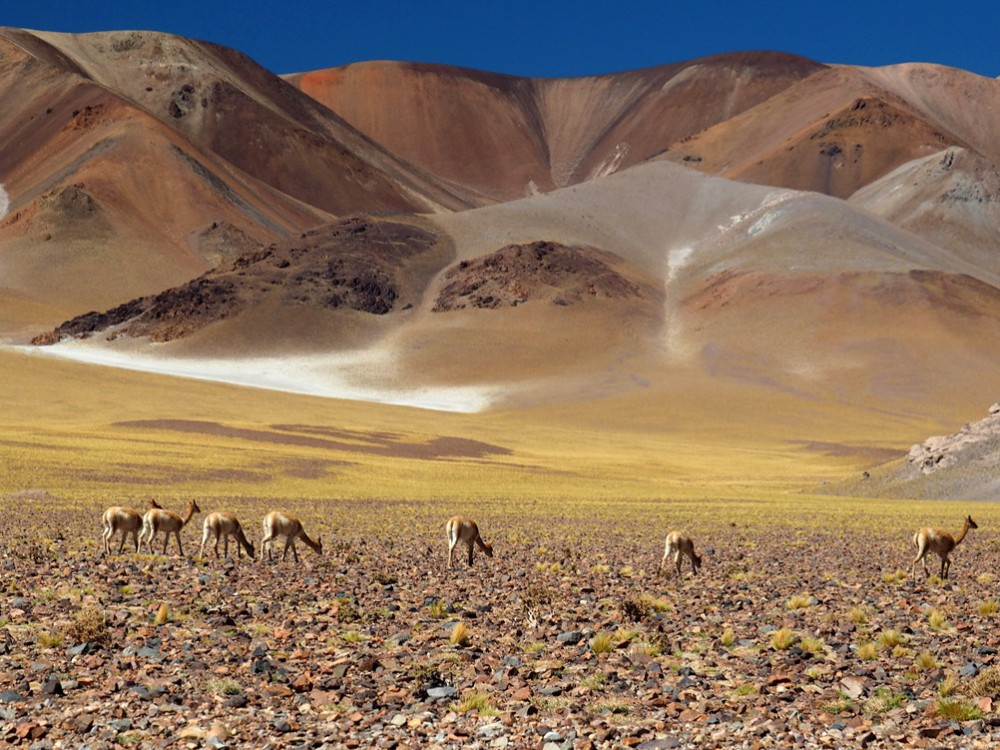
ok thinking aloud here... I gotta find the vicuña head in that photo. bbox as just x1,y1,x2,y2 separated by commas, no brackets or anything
912,515,977,580
446,516,493,568
260,511,322,563
660,530,701,578
138,499,201,556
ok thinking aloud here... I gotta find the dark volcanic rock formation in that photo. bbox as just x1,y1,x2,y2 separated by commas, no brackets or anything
32,216,441,345
432,241,646,311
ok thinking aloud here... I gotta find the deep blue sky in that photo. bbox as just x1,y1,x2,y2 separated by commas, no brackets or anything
5,1,999,78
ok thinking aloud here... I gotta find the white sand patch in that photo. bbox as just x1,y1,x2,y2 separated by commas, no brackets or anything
0,183,9,220
11,342,502,413
666,246,693,283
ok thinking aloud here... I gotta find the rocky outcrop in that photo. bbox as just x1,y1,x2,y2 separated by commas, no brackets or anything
31,216,441,345
907,403,1000,475
433,241,646,312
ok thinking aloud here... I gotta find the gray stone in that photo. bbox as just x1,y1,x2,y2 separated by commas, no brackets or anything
426,686,458,700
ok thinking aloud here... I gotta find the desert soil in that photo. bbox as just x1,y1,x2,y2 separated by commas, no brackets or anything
1,503,999,749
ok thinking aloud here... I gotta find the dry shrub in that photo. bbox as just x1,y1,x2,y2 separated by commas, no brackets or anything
64,605,110,647
962,668,1000,698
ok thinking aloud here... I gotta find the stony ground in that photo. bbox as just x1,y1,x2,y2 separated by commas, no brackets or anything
2,507,1000,749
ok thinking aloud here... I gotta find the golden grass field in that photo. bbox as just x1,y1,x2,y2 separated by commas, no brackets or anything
3,347,995,550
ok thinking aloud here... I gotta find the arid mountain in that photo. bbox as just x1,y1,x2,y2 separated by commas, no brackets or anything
6,28,1000,463
284,52,824,203
0,27,466,334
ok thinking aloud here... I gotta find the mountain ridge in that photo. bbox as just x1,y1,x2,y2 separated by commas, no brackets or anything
4,28,1000,478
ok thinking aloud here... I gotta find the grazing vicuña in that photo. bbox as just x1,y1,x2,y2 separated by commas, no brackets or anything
200,511,255,559
260,511,322,562
660,531,702,577
911,515,978,580
446,516,494,568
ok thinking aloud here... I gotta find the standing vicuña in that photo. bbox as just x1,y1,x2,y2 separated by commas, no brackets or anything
446,516,493,568
260,511,322,562
101,499,161,555
912,515,978,580
660,531,701,577
139,500,201,555
200,511,255,559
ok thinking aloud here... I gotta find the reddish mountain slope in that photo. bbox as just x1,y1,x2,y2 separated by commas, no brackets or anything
285,52,823,202
8,28,1000,448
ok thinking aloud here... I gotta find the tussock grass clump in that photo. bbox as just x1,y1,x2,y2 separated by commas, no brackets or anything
580,672,606,690
786,594,814,610
932,698,982,721
449,622,471,647
914,651,939,671
881,570,908,584
863,687,907,716
856,641,879,661
590,631,614,655
938,673,958,698
720,629,736,648
591,698,630,715
206,678,244,696
452,690,499,716
823,692,855,715
37,631,63,648
427,600,447,619
877,630,907,648
799,635,826,656
926,609,950,631
977,599,999,617
640,594,670,613
847,606,869,625
64,605,111,647
770,627,797,651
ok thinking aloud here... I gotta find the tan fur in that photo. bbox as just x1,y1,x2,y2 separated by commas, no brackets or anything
260,511,322,562
912,515,977,580
101,499,161,555
660,531,701,577
139,500,201,555
446,516,493,568
200,511,255,559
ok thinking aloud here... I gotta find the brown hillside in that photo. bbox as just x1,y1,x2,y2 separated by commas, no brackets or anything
662,66,961,198
285,52,823,202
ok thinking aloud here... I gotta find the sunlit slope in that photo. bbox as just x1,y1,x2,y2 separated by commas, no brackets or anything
417,161,1000,422
0,346,933,507
849,148,1000,274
